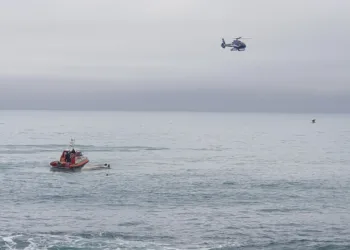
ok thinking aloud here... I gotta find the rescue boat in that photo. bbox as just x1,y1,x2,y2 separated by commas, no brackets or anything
49,139,89,171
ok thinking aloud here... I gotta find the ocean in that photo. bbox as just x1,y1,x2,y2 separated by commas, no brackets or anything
0,110,350,250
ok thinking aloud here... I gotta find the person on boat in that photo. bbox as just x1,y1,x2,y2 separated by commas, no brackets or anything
65,151,71,163
70,151,76,164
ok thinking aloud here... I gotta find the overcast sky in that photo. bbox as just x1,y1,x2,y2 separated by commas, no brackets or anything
0,0,349,112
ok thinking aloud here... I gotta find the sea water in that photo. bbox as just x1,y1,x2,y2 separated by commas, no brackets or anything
0,110,350,250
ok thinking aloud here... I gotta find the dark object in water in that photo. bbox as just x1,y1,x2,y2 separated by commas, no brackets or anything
84,163,111,171
312,119,316,123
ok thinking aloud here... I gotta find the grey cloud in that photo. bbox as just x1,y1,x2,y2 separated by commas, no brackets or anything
0,0,349,111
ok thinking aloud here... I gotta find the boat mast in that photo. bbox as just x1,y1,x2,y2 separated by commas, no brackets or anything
69,138,75,150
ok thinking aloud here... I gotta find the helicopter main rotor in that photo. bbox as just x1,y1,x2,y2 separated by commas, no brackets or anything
234,37,251,40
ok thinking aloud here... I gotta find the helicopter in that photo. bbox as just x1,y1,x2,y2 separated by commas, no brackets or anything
221,37,251,51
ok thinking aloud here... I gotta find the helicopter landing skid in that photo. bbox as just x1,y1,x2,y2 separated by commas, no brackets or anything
231,48,244,51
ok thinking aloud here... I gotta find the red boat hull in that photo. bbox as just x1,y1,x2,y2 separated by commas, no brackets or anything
50,159,89,171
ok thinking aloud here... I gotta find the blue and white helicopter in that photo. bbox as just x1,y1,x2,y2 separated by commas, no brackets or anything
221,37,251,51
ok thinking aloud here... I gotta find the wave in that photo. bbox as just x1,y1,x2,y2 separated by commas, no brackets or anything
222,181,236,186
0,231,179,250
0,144,170,154
209,240,350,250
185,147,231,152
2,232,349,250
0,144,233,154
252,180,338,191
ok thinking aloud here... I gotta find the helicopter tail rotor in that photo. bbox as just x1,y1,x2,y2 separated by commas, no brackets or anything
221,38,226,48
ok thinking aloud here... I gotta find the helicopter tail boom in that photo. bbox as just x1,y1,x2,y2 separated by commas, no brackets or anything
221,38,234,49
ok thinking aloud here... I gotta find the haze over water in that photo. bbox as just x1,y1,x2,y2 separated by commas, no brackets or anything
1,111,350,250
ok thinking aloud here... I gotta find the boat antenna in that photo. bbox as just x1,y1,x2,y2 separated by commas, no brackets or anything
69,138,75,149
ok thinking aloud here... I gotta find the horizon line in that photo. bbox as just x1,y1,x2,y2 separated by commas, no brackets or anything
0,109,349,114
